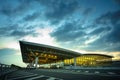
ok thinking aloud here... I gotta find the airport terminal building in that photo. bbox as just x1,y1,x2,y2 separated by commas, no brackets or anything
19,41,113,68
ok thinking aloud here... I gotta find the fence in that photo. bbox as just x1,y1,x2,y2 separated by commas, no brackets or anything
0,63,18,79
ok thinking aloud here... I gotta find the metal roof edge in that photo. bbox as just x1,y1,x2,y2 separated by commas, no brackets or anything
82,53,113,58
19,40,81,56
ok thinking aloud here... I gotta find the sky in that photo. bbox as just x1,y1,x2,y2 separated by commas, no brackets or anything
0,0,120,67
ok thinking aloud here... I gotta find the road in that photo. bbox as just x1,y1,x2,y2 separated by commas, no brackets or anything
5,69,120,80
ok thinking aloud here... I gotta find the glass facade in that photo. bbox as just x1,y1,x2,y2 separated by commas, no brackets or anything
64,55,112,67
27,51,112,67
27,50,112,67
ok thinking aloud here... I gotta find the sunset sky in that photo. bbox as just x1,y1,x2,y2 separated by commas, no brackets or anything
0,0,120,67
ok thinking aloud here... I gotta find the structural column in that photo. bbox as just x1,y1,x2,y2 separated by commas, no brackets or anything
35,57,38,68
74,57,76,67
31,60,34,67
29,60,34,68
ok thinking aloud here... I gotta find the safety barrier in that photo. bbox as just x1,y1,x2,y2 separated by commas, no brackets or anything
0,63,18,79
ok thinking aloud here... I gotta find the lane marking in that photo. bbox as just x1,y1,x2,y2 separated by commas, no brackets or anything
94,71,100,74
46,77,63,80
8,74,38,80
108,72,116,75
25,75,45,80
77,70,81,72
85,71,89,73
46,77,57,80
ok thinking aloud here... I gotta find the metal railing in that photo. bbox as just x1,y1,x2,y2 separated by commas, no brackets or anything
0,63,18,79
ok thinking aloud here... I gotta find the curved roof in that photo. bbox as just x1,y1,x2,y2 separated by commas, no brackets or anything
19,41,81,63
19,41,113,64
82,53,113,58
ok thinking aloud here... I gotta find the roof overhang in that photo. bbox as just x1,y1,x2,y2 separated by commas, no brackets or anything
82,53,113,58
19,41,81,64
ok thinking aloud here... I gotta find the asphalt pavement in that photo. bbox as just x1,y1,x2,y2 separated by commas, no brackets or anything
4,68,120,80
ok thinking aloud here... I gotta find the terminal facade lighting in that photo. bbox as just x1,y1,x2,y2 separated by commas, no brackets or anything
19,41,113,68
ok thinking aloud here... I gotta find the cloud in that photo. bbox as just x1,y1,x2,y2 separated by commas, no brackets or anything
95,10,120,43
23,12,41,21
0,0,119,53
0,48,18,56
0,48,26,66
89,27,111,36
0,0,32,17
84,10,120,51
28,0,96,31
0,0,94,26
83,7,93,15
0,0,44,25
51,21,86,42
114,0,120,5
51,9,120,52
10,29,35,38
0,24,39,38
96,10,120,25
37,0,80,21
36,0,93,24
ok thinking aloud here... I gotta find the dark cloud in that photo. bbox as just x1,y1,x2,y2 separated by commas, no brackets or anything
84,36,120,52
10,29,35,38
51,22,86,42
0,0,94,25
36,0,81,24
0,24,39,38
107,24,120,43
95,10,120,43
51,9,120,52
23,12,41,21
46,0,79,18
0,0,16,16
84,10,120,51
89,26,112,36
0,0,119,53
0,48,18,56
0,0,31,17
114,0,120,5
96,10,120,25
83,8,93,15
0,25,17,37
35,0,94,25
0,5,13,16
